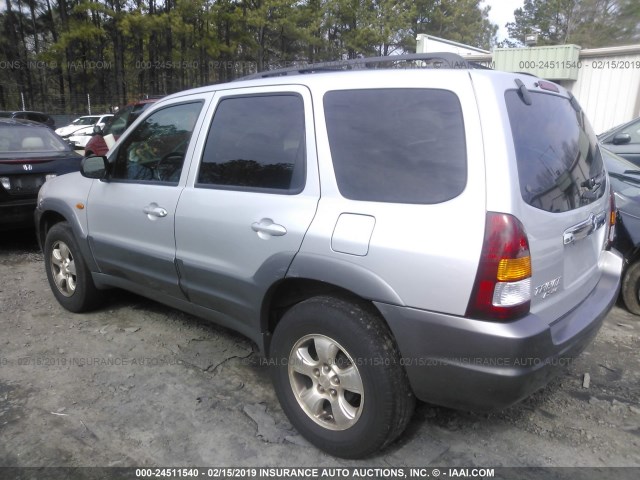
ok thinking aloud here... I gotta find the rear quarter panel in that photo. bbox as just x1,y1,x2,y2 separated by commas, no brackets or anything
294,71,487,315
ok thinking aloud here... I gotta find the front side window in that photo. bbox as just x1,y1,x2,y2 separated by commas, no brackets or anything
324,88,467,204
197,94,305,193
505,90,605,212
110,101,203,184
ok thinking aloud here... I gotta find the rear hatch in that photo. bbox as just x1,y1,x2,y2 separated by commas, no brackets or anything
503,82,609,324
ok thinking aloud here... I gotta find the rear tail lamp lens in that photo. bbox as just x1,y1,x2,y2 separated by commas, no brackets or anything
466,212,532,321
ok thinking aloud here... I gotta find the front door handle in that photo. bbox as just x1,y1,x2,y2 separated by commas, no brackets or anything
251,218,287,237
143,203,168,218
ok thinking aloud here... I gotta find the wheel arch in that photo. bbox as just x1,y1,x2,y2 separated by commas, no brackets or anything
260,255,405,356
37,201,99,272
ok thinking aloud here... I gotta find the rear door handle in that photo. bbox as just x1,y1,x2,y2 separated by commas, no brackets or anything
563,211,605,245
251,218,287,237
143,203,168,218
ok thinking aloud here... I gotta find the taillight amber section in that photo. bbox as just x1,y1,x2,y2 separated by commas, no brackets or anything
497,257,532,281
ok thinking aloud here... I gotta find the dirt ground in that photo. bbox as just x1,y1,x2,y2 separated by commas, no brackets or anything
0,228,639,469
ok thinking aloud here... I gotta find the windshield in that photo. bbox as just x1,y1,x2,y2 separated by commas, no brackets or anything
602,147,640,196
72,117,99,126
103,106,134,136
0,126,71,154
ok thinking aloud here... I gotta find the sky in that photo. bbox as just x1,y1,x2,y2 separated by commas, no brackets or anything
483,0,525,41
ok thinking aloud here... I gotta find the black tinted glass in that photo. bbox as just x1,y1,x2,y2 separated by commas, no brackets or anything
505,90,605,212
105,106,132,135
198,95,305,192
324,89,467,204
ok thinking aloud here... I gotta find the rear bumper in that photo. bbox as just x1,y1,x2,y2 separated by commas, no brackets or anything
0,199,37,230
376,249,623,411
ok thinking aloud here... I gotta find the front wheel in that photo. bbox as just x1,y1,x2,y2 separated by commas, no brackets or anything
270,296,415,458
44,222,104,312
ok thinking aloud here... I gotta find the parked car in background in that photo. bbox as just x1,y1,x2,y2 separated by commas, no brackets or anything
602,147,640,315
599,116,640,165
0,110,56,128
0,118,82,230
62,115,114,150
35,55,622,458
56,114,112,137
84,99,159,156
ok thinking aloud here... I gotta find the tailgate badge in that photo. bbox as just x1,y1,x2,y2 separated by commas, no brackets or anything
534,277,561,298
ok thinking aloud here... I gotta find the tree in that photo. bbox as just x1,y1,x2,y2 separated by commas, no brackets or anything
506,0,640,47
409,0,497,51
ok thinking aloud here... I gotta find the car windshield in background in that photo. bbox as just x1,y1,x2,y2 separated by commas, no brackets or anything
505,90,605,213
0,112,12,118
602,148,640,195
324,88,467,204
0,126,71,154
72,117,99,126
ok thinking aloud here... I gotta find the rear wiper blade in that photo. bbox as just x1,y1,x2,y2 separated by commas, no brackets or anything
623,170,640,175
581,171,605,190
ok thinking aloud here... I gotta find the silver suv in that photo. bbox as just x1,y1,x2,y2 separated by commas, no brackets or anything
35,54,623,458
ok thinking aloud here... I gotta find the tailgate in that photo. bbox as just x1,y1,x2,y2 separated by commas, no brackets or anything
504,87,610,323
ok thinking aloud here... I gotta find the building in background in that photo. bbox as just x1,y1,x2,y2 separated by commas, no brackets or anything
417,35,640,134
416,34,490,57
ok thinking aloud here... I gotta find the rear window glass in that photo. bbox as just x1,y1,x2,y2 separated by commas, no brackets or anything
324,89,467,204
0,126,70,153
505,90,605,213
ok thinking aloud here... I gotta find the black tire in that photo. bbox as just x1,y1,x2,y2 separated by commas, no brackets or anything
622,261,640,316
44,222,104,312
270,295,415,458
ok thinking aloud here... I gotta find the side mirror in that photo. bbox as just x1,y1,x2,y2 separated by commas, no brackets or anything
92,124,103,135
612,133,631,145
81,155,108,180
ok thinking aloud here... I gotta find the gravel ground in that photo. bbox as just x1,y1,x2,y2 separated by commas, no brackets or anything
0,229,639,470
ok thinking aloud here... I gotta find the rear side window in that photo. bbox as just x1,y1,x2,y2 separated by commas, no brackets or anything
505,90,605,213
197,94,305,193
324,89,467,204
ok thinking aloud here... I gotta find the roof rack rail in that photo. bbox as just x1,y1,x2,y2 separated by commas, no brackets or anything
236,52,489,81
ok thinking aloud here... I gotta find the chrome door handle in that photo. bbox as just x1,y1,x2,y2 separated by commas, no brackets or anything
143,204,168,218
563,211,605,245
251,218,287,237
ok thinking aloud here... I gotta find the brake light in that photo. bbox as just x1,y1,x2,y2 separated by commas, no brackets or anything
606,185,616,250
466,213,532,321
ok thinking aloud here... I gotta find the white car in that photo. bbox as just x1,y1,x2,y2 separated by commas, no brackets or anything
56,115,113,148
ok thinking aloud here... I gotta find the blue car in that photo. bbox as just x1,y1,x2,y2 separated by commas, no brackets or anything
603,147,640,314
0,118,82,230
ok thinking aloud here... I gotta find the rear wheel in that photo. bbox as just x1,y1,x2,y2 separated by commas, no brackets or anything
270,295,415,458
622,260,640,316
44,222,104,312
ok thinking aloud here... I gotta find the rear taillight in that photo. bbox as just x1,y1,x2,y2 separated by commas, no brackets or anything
606,185,616,250
466,212,532,321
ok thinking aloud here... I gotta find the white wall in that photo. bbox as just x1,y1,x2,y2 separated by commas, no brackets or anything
566,47,640,134
416,34,490,57
417,35,640,134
